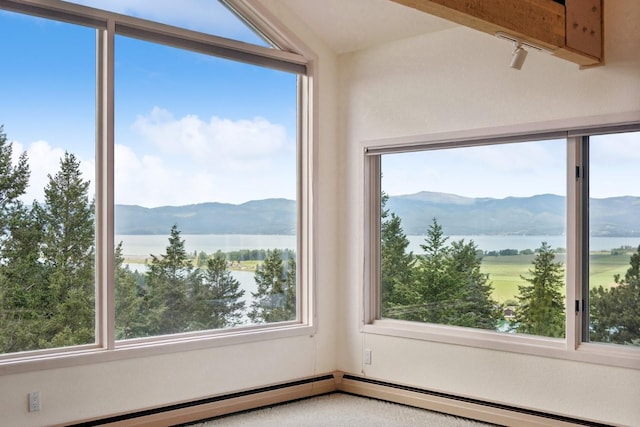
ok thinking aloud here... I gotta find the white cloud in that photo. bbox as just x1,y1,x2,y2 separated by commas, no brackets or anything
132,107,288,164
115,108,294,206
10,107,294,208
114,144,217,206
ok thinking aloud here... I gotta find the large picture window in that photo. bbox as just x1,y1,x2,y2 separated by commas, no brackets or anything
113,35,299,340
365,126,640,368
0,11,96,354
0,0,311,364
379,140,567,339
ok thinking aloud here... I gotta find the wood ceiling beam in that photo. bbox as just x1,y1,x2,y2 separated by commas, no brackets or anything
390,0,602,67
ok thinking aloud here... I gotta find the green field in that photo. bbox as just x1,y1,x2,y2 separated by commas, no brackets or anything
481,252,632,304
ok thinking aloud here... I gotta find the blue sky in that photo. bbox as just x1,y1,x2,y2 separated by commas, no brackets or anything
382,134,640,200
0,1,297,207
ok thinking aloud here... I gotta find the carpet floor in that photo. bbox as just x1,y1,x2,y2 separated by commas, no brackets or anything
186,393,498,427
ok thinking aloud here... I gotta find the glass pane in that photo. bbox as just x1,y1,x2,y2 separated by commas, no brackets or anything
0,11,96,354
114,36,298,340
588,131,640,346
380,140,567,338
67,0,271,46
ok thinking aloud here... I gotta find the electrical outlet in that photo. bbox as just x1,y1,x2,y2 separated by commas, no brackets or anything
28,391,41,412
364,349,372,365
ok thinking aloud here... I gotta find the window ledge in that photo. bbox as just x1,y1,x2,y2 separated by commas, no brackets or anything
0,323,315,376
363,319,640,370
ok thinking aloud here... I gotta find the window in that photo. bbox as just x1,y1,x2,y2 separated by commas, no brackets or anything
0,11,96,354
365,125,640,368
114,35,299,340
0,0,312,364
379,140,566,338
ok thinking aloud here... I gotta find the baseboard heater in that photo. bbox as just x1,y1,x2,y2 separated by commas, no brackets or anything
65,372,614,427
335,373,614,427
64,374,336,427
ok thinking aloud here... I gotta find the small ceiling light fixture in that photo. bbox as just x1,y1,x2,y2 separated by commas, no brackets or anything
510,43,528,70
496,32,549,71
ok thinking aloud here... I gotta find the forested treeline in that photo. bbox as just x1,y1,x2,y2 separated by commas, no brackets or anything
0,126,296,354
381,193,640,344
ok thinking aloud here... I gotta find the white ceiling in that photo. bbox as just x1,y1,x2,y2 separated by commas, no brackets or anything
279,0,457,54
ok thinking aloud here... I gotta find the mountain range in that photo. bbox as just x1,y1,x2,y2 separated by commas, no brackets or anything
114,192,639,237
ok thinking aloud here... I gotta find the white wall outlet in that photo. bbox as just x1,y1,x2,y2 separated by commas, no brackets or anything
364,348,372,365
28,391,41,412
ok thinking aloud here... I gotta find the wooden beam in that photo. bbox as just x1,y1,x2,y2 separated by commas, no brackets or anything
390,0,602,67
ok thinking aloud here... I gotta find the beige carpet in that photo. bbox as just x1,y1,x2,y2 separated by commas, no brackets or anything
187,393,498,427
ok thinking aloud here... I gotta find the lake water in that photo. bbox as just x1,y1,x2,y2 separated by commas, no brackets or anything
116,234,639,259
117,234,639,263
117,234,297,258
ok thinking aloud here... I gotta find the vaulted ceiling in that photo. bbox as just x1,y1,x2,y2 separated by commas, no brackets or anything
278,0,602,67
279,0,457,54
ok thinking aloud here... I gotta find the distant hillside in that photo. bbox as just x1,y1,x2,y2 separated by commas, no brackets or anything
387,191,640,237
115,199,296,235
114,193,639,236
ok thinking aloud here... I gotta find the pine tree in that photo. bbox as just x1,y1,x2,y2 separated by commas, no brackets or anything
114,242,145,339
249,249,296,323
0,205,48,352
590,245,640,345
447,239,502,329
410,219,456,323
189,254,245,330
0,125,38,353
380,192,415,318
144,225,195,335
0,125,30,245
40,152,95,347
514,242,565,338
391,218,500,330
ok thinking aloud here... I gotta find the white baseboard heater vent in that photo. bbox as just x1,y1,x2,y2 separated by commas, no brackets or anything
64,374,336,427
336,373,614,427
64,372,615,427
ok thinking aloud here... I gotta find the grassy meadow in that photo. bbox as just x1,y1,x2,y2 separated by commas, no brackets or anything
481,252,633,304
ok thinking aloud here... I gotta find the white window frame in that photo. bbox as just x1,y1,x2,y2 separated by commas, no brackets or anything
0,0,316,374
362,113,640,370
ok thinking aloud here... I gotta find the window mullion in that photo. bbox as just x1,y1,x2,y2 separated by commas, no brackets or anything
95,19,116,350
579,137,590,344
566,136,584,350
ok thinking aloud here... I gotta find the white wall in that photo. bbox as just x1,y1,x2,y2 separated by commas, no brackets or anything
0,2,341,425
337,1,640,426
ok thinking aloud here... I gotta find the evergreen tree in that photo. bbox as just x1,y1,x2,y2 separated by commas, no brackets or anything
39,152,95,347
380,192,415,318
410,219,457,323
0,205,49,352
114,242,144,339
388,219,500,330
447,239,502,329
514,242,565,338
189,254,245,329
0,125,30,246
590,245,640,345
144,225,195,335
249,249,296,323
0,126,38,353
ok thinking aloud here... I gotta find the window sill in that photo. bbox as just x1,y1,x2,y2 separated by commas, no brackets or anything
0,323,315,376
363,319,640,370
